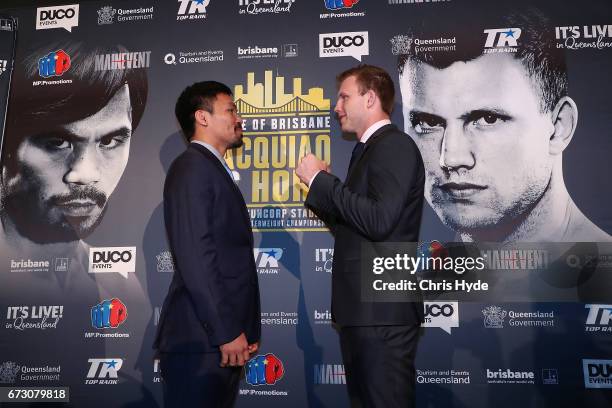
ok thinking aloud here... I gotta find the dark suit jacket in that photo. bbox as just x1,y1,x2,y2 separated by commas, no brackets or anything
305,124,425,327
154,143,261,353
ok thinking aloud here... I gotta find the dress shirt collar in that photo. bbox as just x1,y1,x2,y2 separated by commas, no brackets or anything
191,140,225,163
359,119,392,144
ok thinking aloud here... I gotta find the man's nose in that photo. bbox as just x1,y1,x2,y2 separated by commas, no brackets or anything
439,124,475,170
334,99,342,114
63,145,101,185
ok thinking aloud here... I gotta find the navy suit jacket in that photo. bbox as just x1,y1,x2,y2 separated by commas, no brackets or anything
305,124,425,327
154,143,261,353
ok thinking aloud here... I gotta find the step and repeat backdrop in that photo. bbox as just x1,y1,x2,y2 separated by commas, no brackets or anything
0,0,611,407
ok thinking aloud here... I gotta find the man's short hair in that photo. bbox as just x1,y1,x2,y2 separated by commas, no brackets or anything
175,81,233,142
394,6,566,113
337,64,395,116
3,40,148,161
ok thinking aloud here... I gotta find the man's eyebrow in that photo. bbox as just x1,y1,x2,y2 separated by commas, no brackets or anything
409,110,447,127
459,108,513,122
31,126,132,142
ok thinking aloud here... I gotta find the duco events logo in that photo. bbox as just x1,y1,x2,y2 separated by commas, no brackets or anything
229,71,331,231
314,364,345,384
5,306,63,331
482,306,555,329
239,0,295,15
245,354,284,385
483,28,521,54
583,359,612,388
315,248,333,273
253,248,283,274
36,4,79,32
85,359,123,385
321,0,365,19
319,31,369,61
422,301,458,334
556,24,612,50
88,247,136,278
97,6,154,25
585,304,612,333
486,368,535,385
94,51,151,71
177,0,209,21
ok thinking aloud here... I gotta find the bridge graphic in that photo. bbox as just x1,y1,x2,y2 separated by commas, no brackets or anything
236,96,325,114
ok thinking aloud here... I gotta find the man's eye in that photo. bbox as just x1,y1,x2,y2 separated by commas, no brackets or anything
412,120,441,135
473,114,504,127
99,136,124,149
44,138,71,150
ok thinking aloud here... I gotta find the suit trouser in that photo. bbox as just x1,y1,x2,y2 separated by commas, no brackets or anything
159,352,241,408
339,324,421,408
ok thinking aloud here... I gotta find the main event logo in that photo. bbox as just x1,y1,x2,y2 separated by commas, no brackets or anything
228,71,331,231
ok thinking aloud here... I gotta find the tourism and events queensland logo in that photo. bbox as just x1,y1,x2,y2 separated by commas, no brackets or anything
228,71,331,232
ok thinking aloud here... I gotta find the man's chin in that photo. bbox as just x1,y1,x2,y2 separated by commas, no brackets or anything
229,138,244,149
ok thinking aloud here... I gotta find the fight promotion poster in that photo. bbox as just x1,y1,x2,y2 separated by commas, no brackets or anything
0,0,610,407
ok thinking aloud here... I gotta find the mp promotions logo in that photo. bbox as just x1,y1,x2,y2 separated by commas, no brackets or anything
422,301,459,334
319,31,369,61
38,50,71,78
585,304,612,333
91,299,128,329
482,305,507,328
88,247,136,278
85,359,123,385
245,354,284,386
177,0,209,21
229,71,331,231
483,28,521,54
0,362,20,384
36,4,79,32
583,359,612,388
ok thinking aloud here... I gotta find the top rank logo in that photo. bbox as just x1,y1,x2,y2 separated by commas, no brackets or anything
585,304,612,333
85,358,123,385
483,28,521,53
36,4,79,32
177,0,209,21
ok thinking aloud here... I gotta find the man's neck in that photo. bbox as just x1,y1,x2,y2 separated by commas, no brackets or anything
0,216,85,257
458,165,597,243
356,113,390,141
192,134,226,156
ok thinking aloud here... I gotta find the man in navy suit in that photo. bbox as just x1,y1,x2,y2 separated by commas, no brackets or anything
154,81,261,407
296,65,425,408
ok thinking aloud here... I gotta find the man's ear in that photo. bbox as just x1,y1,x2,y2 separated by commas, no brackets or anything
195,109,209,128
549,96,578,155
366,89,376,109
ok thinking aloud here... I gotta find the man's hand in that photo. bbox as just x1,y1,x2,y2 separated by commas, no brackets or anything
248,342,259,354
220,333,250,367
296,153,329,186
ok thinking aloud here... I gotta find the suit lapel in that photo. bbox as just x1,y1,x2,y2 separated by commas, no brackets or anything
346,124,395,183
189,144,253,235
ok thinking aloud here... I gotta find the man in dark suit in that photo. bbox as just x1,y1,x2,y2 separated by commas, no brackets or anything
154,81,261,407
296,65,425,408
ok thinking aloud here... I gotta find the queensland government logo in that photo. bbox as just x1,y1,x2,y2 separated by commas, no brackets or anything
156,251,175,273
482,305,506,328
97,6,153,24
228,71,331,232
0,362,20,383
177,0,209,21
